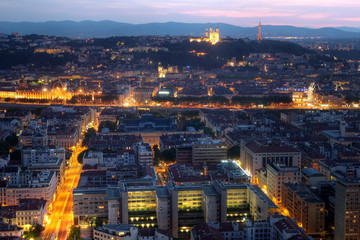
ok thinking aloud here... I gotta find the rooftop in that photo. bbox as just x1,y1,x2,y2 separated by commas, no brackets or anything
302,167,324,178
282,182,324,203
245,141,299,154
0,221,23,232
338,177,360,185
73,187,107,195
273,215,310,240
202,185,218,196
101,224,134,232
155,187,169,198
17,198,47,211
191,223,224,240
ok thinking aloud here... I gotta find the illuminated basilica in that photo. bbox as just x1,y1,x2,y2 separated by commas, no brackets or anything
190,28,220,45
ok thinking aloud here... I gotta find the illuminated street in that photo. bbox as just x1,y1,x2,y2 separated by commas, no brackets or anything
1,100,360,111
41,145,86,240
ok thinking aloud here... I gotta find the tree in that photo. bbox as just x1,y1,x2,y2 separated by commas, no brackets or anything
32,108,44,118
0,134,19,154
160,148,176,162
24,223,44,239
95,217,104,228
5,133,18,148
345,95,360,104
152,96,230,105
182,118,205,131
181,110,199,119
153,145,161,166
77,150,87,164
67,226,81,240
227,146,240,160
98,121,117,132
0,141,10,154
101,94,118,103
10,149,21,161
231,95,292,106
82,128,96,147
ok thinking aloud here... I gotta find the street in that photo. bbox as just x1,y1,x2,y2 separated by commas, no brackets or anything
41,145,85,240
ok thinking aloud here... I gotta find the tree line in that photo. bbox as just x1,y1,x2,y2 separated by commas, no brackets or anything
152,95,292,106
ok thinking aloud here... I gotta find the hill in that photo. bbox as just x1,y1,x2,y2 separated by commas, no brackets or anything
1,21,360,39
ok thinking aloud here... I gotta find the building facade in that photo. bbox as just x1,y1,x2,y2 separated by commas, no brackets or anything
334,178,360,240
191,138,227,166
262,163,301,205
281,182,325,237
103,180,276,239
240,141,301,183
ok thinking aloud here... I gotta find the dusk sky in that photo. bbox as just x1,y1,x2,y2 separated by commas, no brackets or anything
1,0,360,28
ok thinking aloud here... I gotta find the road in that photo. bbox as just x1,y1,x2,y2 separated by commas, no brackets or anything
1,99,356,110
41,145,85,240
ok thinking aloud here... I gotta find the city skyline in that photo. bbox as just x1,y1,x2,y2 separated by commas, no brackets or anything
1,1,360,239
1,0,360,28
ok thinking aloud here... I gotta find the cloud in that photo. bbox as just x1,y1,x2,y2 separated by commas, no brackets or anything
182,10,295,19
338,17,360,22
299,13,329,19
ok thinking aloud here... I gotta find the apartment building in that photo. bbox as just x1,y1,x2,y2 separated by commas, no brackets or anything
334,178,360,240
260,163,301,205
281,182,325,238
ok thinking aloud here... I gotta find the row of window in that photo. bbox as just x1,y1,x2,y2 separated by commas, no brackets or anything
17,211,38,215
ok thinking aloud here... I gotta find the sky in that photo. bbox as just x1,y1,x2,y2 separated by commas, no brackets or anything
1,0,360,28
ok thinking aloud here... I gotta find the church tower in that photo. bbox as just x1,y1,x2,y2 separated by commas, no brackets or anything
257,21,262,41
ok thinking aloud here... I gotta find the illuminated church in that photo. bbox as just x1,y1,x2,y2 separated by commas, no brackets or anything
190,28,220,45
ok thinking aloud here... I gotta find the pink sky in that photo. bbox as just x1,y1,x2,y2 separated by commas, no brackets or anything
1,0,360,27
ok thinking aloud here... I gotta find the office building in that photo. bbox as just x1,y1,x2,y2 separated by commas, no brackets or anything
240,141,301,183
73,187,108,225
104,180,276,239
191,138,227,166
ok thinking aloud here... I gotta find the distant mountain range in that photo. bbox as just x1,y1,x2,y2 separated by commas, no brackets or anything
1,21,360,39
336,27,360,33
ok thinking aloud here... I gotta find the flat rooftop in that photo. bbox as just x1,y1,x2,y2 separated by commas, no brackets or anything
155,187,170,198
202,185,218,196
